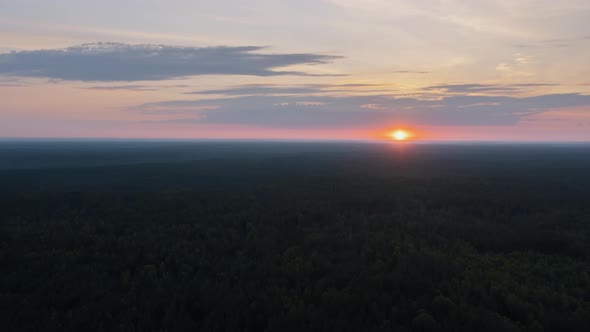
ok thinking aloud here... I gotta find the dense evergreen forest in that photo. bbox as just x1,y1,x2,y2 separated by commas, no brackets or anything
1,142,590,331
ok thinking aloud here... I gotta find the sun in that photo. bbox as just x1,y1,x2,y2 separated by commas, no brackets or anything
389,129,411,141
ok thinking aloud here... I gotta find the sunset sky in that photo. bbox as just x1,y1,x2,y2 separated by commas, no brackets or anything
1,0,590,141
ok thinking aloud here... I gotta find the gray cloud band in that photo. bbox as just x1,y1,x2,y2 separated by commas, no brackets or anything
136,92,590,128
0,42,342,81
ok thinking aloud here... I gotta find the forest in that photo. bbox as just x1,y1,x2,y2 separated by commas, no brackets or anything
1,141,590,331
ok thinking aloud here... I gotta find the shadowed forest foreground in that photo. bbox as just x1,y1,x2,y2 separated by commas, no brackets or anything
1,142,590,331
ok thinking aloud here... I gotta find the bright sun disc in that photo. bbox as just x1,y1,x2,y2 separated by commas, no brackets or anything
390,130,410,141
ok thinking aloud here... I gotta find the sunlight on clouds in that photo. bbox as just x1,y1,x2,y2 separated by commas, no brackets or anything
496,53,536,80
1,0,590,140
0,18,247,49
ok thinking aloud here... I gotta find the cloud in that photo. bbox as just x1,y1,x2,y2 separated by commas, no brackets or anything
185,83,388,96
512,36,590,49
0,77,24,87
541,39,570,48
83,85,158,91
135,88,590,128
187,85,321,96
0,42,342,81
392,70,431,74
423,83,558,94
512,43,534,49
83,84,193,91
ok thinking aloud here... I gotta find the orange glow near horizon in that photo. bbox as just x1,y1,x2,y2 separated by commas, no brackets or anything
387,129,415,141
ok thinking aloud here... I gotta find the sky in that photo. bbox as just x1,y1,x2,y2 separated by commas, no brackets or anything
1,0,590,141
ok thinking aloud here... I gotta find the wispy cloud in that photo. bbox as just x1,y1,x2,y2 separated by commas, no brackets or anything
541,39,570,48
0,77,24,87
83,85,158,91
392,70,431,74
0,83,23,87
512,36,589,49
187,85,321,96
185,83,389,96
422,83,558,94
0,42,343,81
135,88,590,128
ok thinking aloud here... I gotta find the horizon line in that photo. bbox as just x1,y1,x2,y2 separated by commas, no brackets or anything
1,137,589,144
